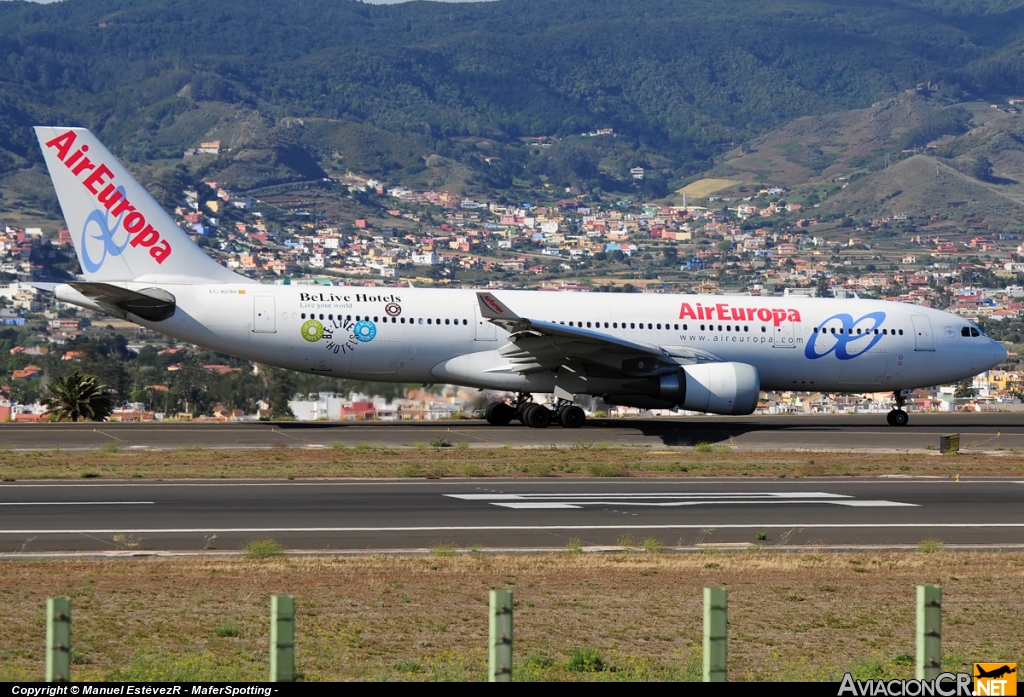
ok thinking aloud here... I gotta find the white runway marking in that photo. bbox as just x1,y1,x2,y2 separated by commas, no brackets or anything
446,492,917,509
0,501,154,506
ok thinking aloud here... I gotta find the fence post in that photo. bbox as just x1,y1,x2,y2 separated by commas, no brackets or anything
270,595,295,682
46,597,71,682
703,587,727,682
916,585,941,680
489,589,513,682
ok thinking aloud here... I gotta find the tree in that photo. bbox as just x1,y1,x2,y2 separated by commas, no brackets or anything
971,156,993,181
43,371,114,422
269,368,296,419
954,378,976,400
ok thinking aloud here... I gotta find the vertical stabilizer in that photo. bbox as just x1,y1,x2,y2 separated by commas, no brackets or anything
34,126,248,284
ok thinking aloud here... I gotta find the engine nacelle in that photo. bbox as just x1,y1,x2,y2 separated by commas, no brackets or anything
617,362,760,416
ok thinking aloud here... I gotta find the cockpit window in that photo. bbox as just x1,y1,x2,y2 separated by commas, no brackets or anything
962,326,981,337
971,327,980,337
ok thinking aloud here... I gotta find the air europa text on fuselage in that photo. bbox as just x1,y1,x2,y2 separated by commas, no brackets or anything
43,131,172,264
679,302,801,327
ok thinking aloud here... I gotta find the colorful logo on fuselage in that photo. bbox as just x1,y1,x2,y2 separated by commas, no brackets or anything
300,319,324,342
353,319,377,342
805,312,886,360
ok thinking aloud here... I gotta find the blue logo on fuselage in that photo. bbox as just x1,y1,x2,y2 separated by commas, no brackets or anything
353,319,377,343
80,185,130,273
805,312,886,360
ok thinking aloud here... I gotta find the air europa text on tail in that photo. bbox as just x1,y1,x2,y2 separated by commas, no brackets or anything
44,130,172,264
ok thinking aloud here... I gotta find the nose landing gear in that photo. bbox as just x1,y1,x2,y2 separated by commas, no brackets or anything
887,389,910,427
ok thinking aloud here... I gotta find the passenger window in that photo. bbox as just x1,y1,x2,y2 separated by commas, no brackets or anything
761,326,766,333
374,316,379,322
401,318,406,324
328,314,333,320
427,318,432,324
648,323,653,329
683,324,688,330
301,313,306,319
463,319,468,325
657,323,662,330
445,319,450,325
613,322,618,328
587,322,592,328
899,329,904,335
419,318,423,325
604,322,609,328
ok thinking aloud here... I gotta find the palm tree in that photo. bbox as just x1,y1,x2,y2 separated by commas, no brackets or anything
43,371,114,422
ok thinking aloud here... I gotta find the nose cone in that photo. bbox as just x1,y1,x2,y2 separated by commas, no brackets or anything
983,340,1009,370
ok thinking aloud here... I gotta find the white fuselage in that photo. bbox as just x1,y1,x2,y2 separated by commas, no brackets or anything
119,284,1006,395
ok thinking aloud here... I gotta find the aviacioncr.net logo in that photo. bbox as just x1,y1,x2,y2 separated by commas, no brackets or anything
80,185,130,273
805,312,886,360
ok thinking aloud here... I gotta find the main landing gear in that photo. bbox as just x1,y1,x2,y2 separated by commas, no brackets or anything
484,394,586,429
886,389,910,427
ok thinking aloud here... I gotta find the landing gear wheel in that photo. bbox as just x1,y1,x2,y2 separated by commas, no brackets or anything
485,402,514,426
886,410,896,426
559,405,586,428
891,409,909,427
525,405,553,429
519,403,536,425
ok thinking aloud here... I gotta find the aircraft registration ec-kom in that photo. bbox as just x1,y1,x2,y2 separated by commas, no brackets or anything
32,127,1008,428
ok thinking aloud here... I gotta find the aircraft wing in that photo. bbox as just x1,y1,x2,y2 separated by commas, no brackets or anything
476,291,717,375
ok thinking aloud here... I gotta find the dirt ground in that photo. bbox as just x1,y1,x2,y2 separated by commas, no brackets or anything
2,445,1024,480
0,552,1021,681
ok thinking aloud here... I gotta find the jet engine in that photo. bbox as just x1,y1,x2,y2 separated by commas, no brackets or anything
610,362,760,416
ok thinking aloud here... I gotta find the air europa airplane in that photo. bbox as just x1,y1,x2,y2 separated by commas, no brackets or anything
33,126,1007,428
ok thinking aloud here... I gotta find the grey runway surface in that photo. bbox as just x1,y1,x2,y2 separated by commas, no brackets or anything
1,413,1024,451
2,478,1023,554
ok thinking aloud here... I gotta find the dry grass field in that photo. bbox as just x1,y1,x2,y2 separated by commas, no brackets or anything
2,445,1023,480
676,178,740,198
0,552,1021,681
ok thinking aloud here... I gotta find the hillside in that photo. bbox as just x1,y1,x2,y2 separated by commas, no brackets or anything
4,0,1024,209
816,154,1024,230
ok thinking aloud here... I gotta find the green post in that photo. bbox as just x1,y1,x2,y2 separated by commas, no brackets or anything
916,585,941,680
46,597,71,682
270,595,295,682
489,589,513,682
703,587,727,682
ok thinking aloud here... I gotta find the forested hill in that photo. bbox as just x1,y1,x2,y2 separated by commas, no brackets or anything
3,0,1024,193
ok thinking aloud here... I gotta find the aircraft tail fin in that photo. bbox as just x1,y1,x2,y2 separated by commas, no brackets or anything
34,126,247,285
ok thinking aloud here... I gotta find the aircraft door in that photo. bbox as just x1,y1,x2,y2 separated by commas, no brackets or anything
772,321,796,348
911,315,934,351
253,296,276,333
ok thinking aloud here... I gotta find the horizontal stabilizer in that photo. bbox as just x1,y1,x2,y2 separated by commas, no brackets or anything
59,282,176,322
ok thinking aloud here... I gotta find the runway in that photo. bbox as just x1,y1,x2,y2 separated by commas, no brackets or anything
1,413,1024,452
2,478,1023,554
